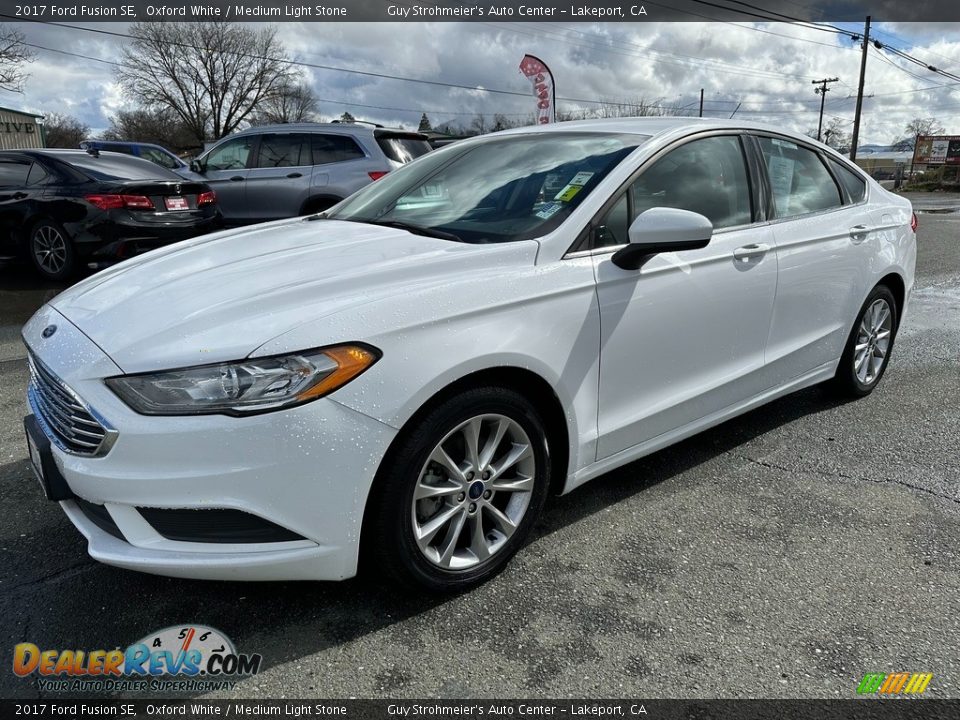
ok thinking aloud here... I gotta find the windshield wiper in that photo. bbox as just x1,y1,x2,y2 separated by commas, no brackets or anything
361,219,463,242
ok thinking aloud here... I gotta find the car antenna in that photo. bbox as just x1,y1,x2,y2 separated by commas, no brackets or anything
85,147,100,158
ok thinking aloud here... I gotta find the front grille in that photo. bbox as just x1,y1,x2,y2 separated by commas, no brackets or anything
138,507,305,544
27,354,113,456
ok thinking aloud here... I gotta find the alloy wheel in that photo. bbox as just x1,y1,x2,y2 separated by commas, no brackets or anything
32,225,68,276
854,298,893,385
411,413,536,570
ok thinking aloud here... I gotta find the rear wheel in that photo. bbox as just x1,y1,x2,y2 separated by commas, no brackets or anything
831,284,898,397
28,219,75,281
364,387,550,592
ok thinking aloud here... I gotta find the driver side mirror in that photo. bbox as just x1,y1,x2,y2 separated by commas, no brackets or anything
612,207,713,270
189,159,205,174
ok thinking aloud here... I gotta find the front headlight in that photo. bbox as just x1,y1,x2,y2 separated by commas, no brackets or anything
105,344,380,416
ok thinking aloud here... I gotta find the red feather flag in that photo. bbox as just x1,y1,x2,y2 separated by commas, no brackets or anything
519,54,556,124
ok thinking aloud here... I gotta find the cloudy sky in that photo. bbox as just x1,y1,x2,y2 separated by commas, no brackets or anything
3,20,960,146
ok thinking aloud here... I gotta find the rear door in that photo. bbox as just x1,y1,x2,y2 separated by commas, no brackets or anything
752,135,872,384
245,133,314,220
199,136,256,223
311,133,371,199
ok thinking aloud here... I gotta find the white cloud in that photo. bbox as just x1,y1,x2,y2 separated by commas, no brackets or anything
2,20,958,144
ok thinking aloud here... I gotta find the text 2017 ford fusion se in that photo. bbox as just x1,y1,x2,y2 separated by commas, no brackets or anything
22,119,916,591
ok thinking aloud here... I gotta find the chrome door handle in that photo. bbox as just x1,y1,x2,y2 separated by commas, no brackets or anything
849,225,870,243
733,243,770,261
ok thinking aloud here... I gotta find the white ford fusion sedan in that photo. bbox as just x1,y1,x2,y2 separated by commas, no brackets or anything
22,118,915,591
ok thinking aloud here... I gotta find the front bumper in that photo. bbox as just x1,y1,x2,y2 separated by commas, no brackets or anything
22,305,397,582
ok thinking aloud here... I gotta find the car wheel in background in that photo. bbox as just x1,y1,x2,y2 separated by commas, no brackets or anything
832,284,898,397
28,219,76,281
365,386,551,592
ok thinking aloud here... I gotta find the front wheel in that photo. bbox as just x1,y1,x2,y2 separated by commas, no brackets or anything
831,284,899,397
364,387,551,592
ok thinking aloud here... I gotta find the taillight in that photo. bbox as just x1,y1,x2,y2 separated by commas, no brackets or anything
197,190,217,207
368,171,389,181
910,212,918,233
85,194,154,210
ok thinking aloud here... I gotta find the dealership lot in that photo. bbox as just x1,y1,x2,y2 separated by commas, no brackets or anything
1,208,958,698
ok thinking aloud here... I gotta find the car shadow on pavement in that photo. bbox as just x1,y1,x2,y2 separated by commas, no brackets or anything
0,383,851,698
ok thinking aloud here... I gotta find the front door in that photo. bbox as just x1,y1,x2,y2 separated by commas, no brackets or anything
593,134,778,459
198,136,255,223
244,133,314,221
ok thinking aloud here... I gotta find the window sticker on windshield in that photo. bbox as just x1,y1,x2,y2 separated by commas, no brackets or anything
568,171,594,186
554,171,594,202
554,185,583,202
535,201,564,219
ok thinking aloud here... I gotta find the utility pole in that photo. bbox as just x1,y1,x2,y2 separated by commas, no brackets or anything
850,15,871,162
699,88,704,117
812,77,839,142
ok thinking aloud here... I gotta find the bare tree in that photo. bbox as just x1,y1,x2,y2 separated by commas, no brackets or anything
893,117,946,150
117,22,296,144
102,107,198,154
43,113,89,148
807,117,851,151
0,24,33,92
251,80,318,125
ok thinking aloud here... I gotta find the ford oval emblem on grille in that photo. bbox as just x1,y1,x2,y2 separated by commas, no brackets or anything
41,325,57,339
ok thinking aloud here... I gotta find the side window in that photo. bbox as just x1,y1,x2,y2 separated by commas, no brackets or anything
758,136,842,217
828,157,867,204
205,137,253,171
142,148,179,170
0,161,30,186
256,134,311,168
595,135,752,248
26,163,50,186
312,135,366,165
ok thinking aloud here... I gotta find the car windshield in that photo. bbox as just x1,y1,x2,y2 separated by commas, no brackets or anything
326,132,647,244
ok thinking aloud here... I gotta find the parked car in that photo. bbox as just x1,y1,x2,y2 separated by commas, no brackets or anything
178,123,432,224
22,119,915,590
0,149,219,279
79,140,188,171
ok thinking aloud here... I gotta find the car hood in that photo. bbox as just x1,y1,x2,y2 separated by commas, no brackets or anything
50,219,537,373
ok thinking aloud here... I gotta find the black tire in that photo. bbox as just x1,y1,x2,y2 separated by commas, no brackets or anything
831,284,899,397
27,218,76,281
363,386,551,592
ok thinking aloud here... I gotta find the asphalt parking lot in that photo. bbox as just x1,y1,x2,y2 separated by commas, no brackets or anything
1,203,958,700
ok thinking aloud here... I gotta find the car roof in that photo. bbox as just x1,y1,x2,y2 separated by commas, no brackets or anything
491,117,821,145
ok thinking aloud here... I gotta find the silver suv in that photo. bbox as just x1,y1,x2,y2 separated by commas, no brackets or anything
178,123,432,224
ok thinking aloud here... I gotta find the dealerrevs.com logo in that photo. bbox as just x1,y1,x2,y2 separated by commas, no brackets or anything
13,625,262,693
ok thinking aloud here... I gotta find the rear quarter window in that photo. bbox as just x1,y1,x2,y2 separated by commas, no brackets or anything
828,157,867,204
376,134,432,163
